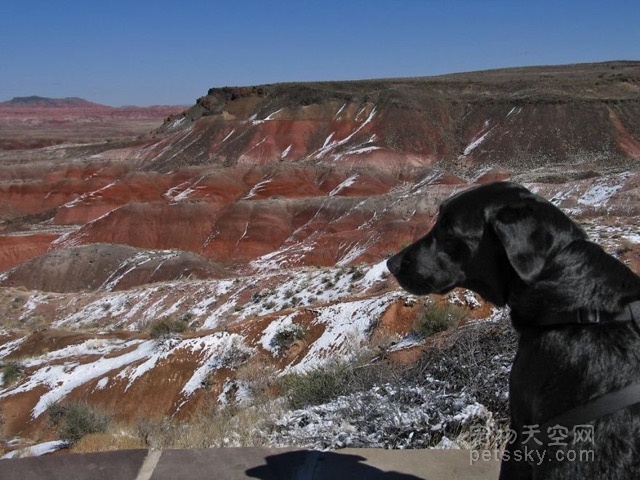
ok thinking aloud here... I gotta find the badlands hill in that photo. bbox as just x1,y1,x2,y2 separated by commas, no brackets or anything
0,61,639,456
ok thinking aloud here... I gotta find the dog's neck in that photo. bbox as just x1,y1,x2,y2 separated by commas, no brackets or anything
506,240,640,328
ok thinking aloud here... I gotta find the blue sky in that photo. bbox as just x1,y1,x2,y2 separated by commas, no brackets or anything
1,1,638,106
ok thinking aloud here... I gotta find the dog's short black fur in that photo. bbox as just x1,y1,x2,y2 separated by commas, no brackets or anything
387,182,640,479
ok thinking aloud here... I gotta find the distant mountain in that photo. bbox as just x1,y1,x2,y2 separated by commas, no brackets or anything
0,95,110,109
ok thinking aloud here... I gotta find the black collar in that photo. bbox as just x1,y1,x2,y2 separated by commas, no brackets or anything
535,299,640,329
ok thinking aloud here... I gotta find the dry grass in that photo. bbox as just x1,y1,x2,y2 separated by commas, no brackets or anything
72,430,146,453
134,400,284,449
68,395,286,452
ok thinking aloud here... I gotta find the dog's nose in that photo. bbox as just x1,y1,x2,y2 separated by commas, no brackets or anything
387,254,402,276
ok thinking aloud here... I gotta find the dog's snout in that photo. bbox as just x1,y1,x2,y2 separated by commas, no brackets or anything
387,254,403,276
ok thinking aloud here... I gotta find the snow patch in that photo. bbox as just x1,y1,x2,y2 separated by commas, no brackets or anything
578,178,625,206
284,293,397,373
462,129,491,156
268,381,492,449
179,333,254,400
313,107,377,160
329,174,359,196
244,178,273,199
264,108,284,120
0,336,27,359
281,144,293,158
2,440,68,459
260,314,297,354
1,338,153,418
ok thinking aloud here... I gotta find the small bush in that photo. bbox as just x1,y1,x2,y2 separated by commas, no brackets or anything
47,401,111,444
410,314,516,421
279,359,402,410
279,362,355,409
0,360,23,386
349,266,365,280
413,302,466,338
148,316,188,339
271,324,306,354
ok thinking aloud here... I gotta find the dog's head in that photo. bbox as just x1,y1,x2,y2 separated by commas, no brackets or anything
387,182,587,306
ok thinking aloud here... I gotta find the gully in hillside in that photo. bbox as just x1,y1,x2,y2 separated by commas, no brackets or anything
387,181,640,480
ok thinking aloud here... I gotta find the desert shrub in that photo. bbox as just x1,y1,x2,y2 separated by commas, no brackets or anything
279,358,403,410
47,401,111,444
409,314,516,421
136,401,280,449
271,324,306,354
0,360,23,386
148,316,188,339
413,301,466,338
235,358,279,402
349,266,365,280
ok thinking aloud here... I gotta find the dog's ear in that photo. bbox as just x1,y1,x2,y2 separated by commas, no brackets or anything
486,201,554,283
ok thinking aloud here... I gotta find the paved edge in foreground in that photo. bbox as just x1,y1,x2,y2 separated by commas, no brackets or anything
0,447,501,480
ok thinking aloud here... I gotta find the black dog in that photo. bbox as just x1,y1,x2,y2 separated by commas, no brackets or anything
387,181,640,479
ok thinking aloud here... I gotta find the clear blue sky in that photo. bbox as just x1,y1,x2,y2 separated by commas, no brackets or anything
1,1,638,106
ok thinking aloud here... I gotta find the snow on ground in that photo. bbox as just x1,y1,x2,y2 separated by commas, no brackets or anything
179,333,254,399
0,336,27,358
577,176,626,206
19,293,53,322
347,145,382,155
282,293,398,373
243,177,273,199
240,262,391,320
12,259,393,335
267,381,492,449
1,338,153,417
329,174,359,196
1,440,68,459
59,182,118,210
312,107,377,160
166,117,187,131
0,331,255,419
221,129,236,143
259,313,297,355
281,144,293,158
461,122,493,157
99,250,181,291
506,106,522,117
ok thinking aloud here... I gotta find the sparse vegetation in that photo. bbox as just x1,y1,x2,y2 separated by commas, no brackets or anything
135,401,280,449
270,324,307,354
412,301,466,338
411,313,516,420
148,316,189,339
278,357,402,410
349,265,365,280
0,360,23,386
72,431,145,453
47,401,112,444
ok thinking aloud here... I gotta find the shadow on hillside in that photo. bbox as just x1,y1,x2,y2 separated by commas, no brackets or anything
246,450,423,480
